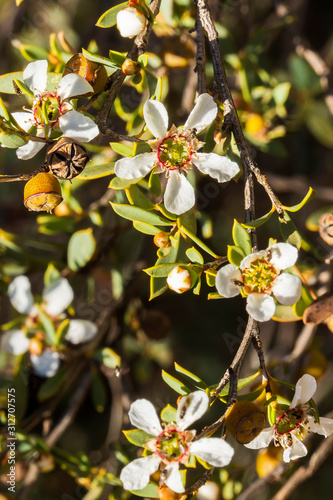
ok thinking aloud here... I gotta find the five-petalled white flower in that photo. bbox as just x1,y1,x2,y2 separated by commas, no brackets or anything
0,275,98,377
120,391,234,493
114,93,240,215
12,59,99,160
245,374,333,462
215,242,302,322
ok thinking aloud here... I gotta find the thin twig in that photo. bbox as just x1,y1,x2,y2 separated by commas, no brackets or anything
194,8,207,94
0,163,49,183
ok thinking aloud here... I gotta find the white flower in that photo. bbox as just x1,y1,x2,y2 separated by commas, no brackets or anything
166,266,192,294
12,60,99,160
120,391,234,493
245,374,333,462
114,94,240,215
116,6,147,38
215,242,302,322
0,275,98,377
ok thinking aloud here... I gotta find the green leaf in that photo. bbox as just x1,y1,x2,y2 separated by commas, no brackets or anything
96,2,128,28
81,48,118,70
241,207,275,228
37,215,76,235
108,50,126,66
67,228,96,271
144,69,158,98
110,142,133,157
109,176,141,189
282,187,316,212
144,263,185,277
55,319,70,346
35,304,56,346
93,347,121,369
304,100,333,149
237,387,265,401
186,247,204,264
174,362,208,390
232,219,252,255
12,362,28,421
125,184,155,210
0,72,62,94
161,370,191,395
133,221,161,235
111,202,172,226
123,429,154,447
131,482,159,498
16,44,49,62
272,304,302,322
267,402,277,426
227,245,246,267
148,169,161,197
80,163,114,180
272,82,291,106
305,205,333,231
156,204,178,221
207,292,223,300
180,226,221,258
279,210,302,249
37,366,68,401
160,404,177,424
91,370,108,413
44,263,61,287
0,131,28,148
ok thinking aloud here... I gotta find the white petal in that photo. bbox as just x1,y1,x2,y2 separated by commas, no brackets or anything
283,434,307,462
164,463,185,493
31,350,60,378
240,251,266,271
0,329,30,355
244,427,274,449
194,153,240,182
307,416,333,437
272,273,302,306
8,276,34,314
215,264,242,298
246,293,276,322
16,140,45,160
120,455,161,491
184,93,217,133
290,374,317,408
23,60,47,94
65,320,98,345
143,99,169,139
58,110,99,142
57,73,94,100
43,278,74,317
196,481,220,500
177,391,209,431
269,242,298,270
114,153,156,179
11,112,34,132
164,171,195,215
190,438,234,467
116,7,147,38
128,399,162,436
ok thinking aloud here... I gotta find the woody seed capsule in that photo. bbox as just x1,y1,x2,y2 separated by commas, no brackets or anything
63,53,108,95
47,137,89,181
225,400,266,444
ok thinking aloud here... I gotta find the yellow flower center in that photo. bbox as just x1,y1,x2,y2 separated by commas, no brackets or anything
242,259,277,293
157,130,194,170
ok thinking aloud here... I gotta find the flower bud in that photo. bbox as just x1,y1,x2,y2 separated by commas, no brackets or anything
225,400,266,444
29,335,45,356
166,266,192,294
36,453,55,473
63,53,108,95
245,113,267,141
121,59,141,76
47,137,89,181
24,173,63,213
116,6,147,38
153,232,171,249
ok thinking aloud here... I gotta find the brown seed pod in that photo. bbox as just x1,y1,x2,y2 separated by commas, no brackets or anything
24,172,62,213
47,137,89,180
225,400,266,444
63,53,108,95
303,290,333,325
319,213,333,246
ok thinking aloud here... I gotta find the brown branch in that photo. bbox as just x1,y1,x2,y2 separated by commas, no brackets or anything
194,7,207,94
0,163,49,183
